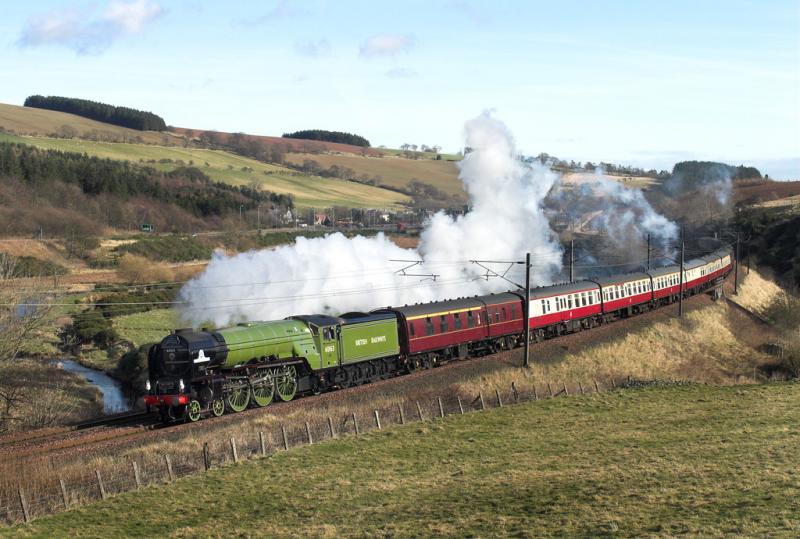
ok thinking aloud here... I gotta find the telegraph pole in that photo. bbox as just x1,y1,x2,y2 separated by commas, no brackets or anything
524,252,531,368
646,233,651,271
734,232,740,295
678,232,685,317
569,239,574,282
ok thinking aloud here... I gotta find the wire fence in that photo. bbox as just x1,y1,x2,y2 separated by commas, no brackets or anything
1,378,622,527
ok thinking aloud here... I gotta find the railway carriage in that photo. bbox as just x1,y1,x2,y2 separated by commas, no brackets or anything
649,265,681,303
527,281,602,338
593,272,653,317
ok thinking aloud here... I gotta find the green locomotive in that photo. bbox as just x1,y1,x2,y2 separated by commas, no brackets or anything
144,312,400,421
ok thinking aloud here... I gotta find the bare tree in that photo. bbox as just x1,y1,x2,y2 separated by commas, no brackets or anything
0,253,55,432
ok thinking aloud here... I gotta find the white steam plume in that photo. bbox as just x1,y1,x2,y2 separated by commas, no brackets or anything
588,170,679,251
177,112,563,327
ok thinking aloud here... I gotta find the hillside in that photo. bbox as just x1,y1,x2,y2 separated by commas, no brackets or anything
0,103,179,146
0,132,411,210
5,383,798,536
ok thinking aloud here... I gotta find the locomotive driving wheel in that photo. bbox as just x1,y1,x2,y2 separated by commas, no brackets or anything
211,398,225,417
251,372,275,407
187,399,202,422
226,384,251,413
275,365,298,402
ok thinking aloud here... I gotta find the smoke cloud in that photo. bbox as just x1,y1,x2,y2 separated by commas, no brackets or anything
178,112,563,327
545,169,679,269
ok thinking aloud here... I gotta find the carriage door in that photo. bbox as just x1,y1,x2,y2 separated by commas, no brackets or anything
320,325,340,368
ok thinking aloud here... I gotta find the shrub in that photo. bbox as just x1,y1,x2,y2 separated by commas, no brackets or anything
72,310,113,345
116,253,174,284
117,344,151,389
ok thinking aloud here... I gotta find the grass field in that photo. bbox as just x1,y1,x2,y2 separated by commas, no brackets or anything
5,382,798,537
285,152,465,197
0,103,178,145
113,309,178,348
0,132,411,209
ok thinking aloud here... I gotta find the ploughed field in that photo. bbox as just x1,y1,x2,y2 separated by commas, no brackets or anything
5,382,798,537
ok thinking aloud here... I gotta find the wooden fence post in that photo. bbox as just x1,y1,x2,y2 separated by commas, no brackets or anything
438,397,445,418
95,469,107,499
328,417,336,439
132,461,142,490
594,380,600,393
18,486,30,523
563,382,569,397
457,395,464,414
533,385,538,400
230,437,239,463
374,410,381,430
416,401,424,421
398,403,405,425
59,478,69,510
352,413,360,435
305,422,313,444
203,443,211,471
547,382,553,398
511,382,519,402
611,378,616,389
578,381,584,395
495,389,503,407
259,432,267,456
281,425,289,450
479,392,486,410
164,455,175,482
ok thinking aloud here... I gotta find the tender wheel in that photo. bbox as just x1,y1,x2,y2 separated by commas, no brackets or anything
226,385,251,413
211,398,225,417
275,365,298,402
251,373,275,407
187,399,202,422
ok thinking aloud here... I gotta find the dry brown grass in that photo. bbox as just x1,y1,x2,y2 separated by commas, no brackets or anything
116,254,174,284
457,302,770,399
733,269,785,315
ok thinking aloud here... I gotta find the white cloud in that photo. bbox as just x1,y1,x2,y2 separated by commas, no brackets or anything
359,34,414,58
18,0,162,55
104,0,162,33
294,39,330,58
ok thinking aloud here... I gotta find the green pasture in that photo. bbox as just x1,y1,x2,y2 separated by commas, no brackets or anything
7,382,799,537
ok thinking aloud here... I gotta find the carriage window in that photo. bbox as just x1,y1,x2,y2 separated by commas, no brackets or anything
568,296,573,309
495,310,500,323
467,311,475,328
409,323,416,337
542,300,548,314
511,305,516,319
425,317,434,336
587,292,593,305
454,312,462,330
440,315,448,332
581,292,587,306
501,307,507,321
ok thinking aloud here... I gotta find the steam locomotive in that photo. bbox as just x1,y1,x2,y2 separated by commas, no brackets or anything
144,247,733,422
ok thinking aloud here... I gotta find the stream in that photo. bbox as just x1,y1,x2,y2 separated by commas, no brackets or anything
54,359,131,414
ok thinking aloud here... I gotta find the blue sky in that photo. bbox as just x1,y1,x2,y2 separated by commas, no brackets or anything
1,0,798,178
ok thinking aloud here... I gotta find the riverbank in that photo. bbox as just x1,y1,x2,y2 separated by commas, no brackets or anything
0,359,102,433
55,359,131,414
